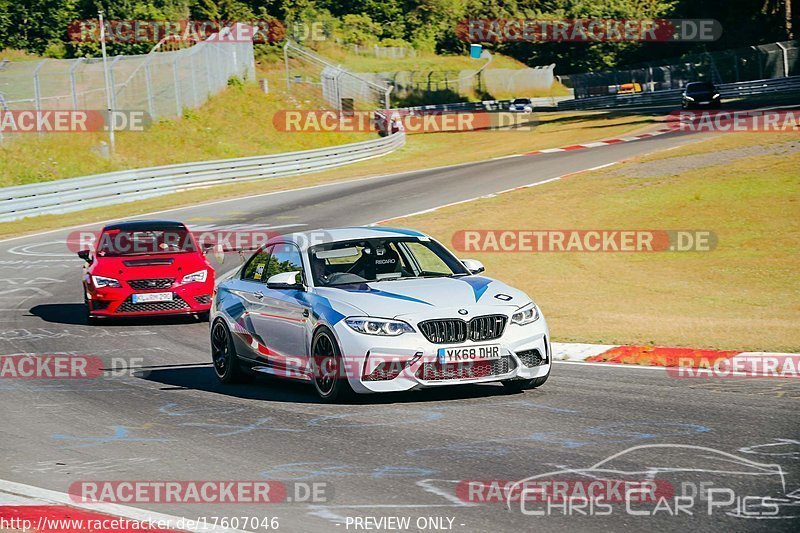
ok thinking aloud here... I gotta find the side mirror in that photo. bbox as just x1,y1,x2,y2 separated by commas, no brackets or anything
77,249,93,264
266,271,304,290
461,259,485,274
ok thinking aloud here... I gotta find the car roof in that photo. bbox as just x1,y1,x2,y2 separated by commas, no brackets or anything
102,219,187,232
273,227,429,250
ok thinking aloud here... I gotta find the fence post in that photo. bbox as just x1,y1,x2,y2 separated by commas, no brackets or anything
189,52,198,107
33,60,46,137
776,42,790,77
172,55,182,117
69,58,83,110
284,41,291,91
144,61,155,118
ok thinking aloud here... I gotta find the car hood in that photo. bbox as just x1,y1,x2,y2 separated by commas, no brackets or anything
314,276,531,318
90,253,211,280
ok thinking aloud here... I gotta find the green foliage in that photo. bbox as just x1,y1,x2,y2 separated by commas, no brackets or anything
0,0,795,73
227,75,245,88
340,13,381,45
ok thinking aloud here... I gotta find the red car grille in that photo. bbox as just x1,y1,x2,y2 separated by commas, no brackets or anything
128,278,174,290
116,295,190,313
416,356,515,381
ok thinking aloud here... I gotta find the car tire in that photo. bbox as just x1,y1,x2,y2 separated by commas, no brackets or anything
84,293,98,326
311,327,355,403
211,319,248,384
502,367,550,392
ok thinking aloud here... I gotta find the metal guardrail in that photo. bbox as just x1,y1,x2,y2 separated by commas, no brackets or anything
0,132,405,222
557,76,800,110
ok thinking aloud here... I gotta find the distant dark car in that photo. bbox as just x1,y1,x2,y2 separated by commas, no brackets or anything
681,82,721,109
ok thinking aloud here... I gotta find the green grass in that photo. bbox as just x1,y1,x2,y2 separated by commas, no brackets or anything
383,133,800,352
0,79,372,187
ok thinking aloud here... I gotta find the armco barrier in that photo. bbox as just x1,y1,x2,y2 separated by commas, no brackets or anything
557,76,800,110
0,132,405,222
404,96,571,114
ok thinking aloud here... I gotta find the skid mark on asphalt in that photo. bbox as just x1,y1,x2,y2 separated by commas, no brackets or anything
306,409,444,428
0,327,158,342
180,417,305,436
686,379,800,398
51,425,173,448
258,463,438,481
0,259,81,269
7,242,75,257
11,457,158,475
405,422,711,456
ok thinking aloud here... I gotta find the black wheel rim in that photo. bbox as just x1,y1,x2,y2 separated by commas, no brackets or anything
313,333,337,396
211,322,230,376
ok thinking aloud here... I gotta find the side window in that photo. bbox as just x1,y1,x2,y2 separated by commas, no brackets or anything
241,246,273,282
267,243,305,282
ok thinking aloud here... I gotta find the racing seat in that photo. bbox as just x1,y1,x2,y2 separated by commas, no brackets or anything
373,247,403,279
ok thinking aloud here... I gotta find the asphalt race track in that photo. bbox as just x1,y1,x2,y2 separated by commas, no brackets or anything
1,131,797,532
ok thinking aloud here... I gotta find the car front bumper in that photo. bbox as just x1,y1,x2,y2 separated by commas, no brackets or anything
85,281,213,317
333,318,551,394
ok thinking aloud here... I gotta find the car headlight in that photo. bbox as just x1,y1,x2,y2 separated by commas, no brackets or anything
511,303,539,325
345,317,415,336
684,95,695,101
92,275,121,288
181,269,208,284
712,93,720,99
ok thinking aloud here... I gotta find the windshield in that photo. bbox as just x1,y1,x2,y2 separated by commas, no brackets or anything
686,82,714,93
308,237,468,287
513,98,530,105
96,229,197,256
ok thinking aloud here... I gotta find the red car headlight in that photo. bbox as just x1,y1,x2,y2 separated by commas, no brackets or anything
92,275,121,288
181,269,208,284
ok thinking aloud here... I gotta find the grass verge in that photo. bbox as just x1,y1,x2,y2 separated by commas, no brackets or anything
381,133,800,352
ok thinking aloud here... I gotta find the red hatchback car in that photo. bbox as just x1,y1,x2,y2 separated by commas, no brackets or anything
78,220,214,323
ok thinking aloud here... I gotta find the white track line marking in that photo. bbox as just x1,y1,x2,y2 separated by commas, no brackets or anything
553,360,669,371
372,163,619,225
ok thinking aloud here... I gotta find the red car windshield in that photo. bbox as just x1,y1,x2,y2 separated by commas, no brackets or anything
96,229,197,257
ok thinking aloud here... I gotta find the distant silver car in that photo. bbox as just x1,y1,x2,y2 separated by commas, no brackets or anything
508,98,533,113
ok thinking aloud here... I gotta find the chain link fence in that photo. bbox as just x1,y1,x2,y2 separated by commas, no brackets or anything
0,25,255,126
565,40,798,99
352,45,417,59
283,41,391,112
355,65,555,105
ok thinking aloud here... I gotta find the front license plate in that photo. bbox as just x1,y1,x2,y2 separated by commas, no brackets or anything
437,344,502,365
132,292,173,303
699,101,710,105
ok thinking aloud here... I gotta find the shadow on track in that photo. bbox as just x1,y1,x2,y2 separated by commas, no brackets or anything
29,303,205,327
140,365,520,405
